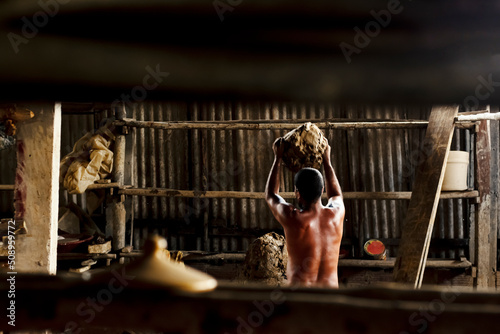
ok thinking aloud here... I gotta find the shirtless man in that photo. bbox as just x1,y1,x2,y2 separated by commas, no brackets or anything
265,138,345,288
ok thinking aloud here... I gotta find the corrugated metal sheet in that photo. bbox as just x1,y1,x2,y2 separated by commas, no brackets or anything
58,113,96,211
123,102,480,258
0,137,15,214
0,103,496,261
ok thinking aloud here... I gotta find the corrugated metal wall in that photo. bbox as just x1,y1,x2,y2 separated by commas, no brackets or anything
0,103,497,261
124,102,477,258
0,138,15,214
58,113,96,211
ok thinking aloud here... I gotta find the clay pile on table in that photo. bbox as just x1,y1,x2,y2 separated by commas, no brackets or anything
281,122,327,173
241,232,288,285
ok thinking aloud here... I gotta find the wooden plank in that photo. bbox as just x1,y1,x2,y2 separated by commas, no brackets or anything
69,266,91,273
68,202,104,237
340,258,472,269
475,111,493,288
393,105,459,288
118,188,478,200
457,112,500,121
86,182,119,190
15,103,61,274
115,118,475,130
489,106,499,289
88,240,112,254
457,110,490,117
57,253,116,260
115,118,429,130
132,251,473,270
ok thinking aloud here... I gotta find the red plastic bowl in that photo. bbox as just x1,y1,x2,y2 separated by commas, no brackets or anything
57,234,94,253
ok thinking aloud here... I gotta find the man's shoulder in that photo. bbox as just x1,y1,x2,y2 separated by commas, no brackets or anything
322,202,345,222
324,201,344,212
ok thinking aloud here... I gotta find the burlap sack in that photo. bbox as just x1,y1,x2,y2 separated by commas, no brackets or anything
281,122,327,173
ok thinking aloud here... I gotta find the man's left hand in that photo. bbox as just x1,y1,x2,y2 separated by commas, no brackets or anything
273,137,284,158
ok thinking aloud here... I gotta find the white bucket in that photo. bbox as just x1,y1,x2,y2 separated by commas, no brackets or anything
442,151,469,191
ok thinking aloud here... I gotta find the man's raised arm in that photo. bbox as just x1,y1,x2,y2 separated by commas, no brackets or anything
265,138,292,223
323,143,343,208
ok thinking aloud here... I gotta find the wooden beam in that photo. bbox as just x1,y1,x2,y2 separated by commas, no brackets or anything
118,188,478,200
393,105,459,288
86,182,120,190
15,103,61,275
114,118,475,130
4,280,500,333
475,110,494,288
457,112,500,121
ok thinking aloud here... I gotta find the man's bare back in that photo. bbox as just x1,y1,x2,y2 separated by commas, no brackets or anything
265,138,345,288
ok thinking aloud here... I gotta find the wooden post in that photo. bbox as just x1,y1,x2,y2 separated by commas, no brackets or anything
15,103,61,274
475,108,493,288
124,114,136,247
393,105,458,288
490,106,499,290
106,105,127,251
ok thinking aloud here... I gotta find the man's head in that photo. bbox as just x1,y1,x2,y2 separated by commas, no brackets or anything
294,167,324,206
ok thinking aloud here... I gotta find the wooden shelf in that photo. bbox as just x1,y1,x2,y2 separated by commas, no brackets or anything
57,253,117,260
0,253,117,261
117,251,472,270
86,182,120,190
340,258,472,269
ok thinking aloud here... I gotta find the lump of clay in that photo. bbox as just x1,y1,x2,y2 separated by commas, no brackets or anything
241,232,288,285
281,122,327,173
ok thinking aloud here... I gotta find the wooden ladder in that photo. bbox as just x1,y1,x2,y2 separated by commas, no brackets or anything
393,106,459,288
394,105,495,288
